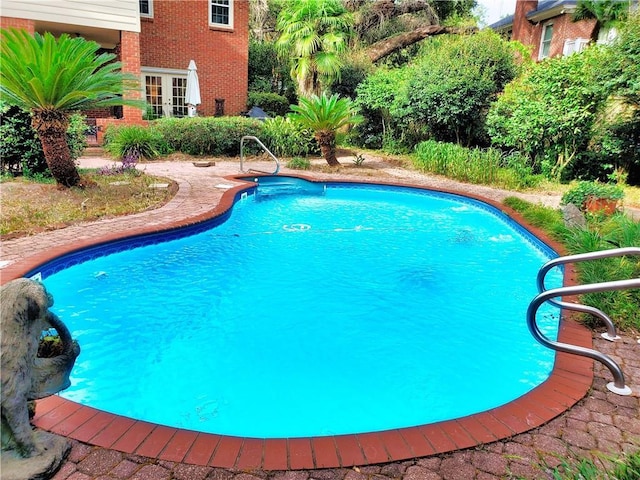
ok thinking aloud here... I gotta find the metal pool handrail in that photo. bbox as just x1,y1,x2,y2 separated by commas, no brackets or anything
240,135,280,175
528,250,640,395
537,247,640,341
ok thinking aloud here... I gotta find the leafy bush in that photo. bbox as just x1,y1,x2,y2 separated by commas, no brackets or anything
247,92,290,117
261,116,316,157
353,31,522,150
487,44,612,181
152,117,264,156
329,59,371,100
0,101,87,176
560,181,625,208
0,102,43,174
354,67,411,149
103,125,169,161
248,39,294,100
413,140,539,190
67,114,89,161
404,30,521,146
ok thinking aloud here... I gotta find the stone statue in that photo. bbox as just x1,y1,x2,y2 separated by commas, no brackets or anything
1,278,80,480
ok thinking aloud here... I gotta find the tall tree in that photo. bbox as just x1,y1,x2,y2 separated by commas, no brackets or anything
345,0,477,61
0,29,140,187
276,0,354,98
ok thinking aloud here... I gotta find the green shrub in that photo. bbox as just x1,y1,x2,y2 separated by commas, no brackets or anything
487,46,609,180
352,30,522,150
286,156,311,170
560,181,625,208
103,125,169,160
413,140,538,190
0,102,43,174
153,117,264,156
67,113,89,161
0,101,87,177
247,92,290,117
261,117,316,157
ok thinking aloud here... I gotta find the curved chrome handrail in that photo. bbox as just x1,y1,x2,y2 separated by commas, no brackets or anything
537,247,640,341
240,135,280,175
527,278,640,395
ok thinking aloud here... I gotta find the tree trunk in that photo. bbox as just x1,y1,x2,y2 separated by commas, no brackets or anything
31,110,81,188
316,131,340,166
366,25,477,62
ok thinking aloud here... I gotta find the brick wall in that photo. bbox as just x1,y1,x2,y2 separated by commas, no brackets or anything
139,0,249,116
119,30,144,125
512,0,538,48
511,1,598,61
0,16,35,31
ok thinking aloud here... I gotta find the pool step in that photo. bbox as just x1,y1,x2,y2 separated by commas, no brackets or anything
254,177,325,198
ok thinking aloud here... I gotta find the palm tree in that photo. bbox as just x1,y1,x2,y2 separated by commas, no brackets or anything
275,0,353,98
289,92,362,166
573,0,631,36
0,28,141,187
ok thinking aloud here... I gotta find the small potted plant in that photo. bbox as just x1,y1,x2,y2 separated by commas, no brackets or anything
561,181,625,214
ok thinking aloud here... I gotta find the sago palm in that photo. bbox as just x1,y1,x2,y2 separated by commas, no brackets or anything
0,28,141,187
275,0,353,98
573,0,631,28
289,92,362,166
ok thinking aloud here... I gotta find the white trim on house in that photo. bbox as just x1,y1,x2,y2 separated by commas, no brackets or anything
141,66,188,76
539,22,554,60
0,0,140,32
563,38,590,56
209,0,233,29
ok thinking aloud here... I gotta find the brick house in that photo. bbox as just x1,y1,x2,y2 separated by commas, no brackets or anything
489,0,610,60
0,0,249,141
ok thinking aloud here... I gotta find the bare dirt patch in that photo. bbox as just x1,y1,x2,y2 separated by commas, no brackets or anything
1,174,177,239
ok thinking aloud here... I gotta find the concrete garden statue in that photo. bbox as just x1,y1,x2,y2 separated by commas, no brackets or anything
1,278,80,480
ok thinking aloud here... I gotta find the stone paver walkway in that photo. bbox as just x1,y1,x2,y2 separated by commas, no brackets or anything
2,156,639,479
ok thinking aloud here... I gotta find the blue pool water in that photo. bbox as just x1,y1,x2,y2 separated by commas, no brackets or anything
42,180,562,438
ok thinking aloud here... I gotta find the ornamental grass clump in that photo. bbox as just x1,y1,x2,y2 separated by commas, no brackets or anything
103,125,167,162
413,140,539,190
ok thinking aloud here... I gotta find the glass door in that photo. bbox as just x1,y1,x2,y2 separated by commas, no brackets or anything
143,72,188,118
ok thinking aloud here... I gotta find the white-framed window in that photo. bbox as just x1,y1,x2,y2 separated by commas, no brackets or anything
539,23,553,59
563,38,590,56
139,0,153,18
210,0,233,29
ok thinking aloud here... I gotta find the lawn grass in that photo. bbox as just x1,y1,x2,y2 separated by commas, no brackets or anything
0,171,176,238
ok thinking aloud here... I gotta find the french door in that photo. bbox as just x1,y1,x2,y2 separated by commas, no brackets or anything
142,69,188,118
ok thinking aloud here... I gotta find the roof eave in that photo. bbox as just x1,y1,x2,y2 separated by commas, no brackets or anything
526,4,576,23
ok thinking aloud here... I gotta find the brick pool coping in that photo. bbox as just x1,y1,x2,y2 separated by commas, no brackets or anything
4,175,592,470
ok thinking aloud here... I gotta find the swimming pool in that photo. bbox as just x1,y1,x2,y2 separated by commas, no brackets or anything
39,177,562,438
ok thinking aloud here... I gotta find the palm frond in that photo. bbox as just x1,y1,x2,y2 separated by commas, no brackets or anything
0,28,142,113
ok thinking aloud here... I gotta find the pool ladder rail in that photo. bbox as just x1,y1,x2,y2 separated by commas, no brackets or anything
240,135,280,175
528,247,640,396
